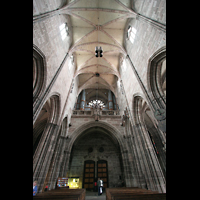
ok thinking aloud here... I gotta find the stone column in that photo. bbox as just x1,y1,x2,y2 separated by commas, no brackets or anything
80,89,86,110
33,123,59,193
49,136,71,190
133,122,166,193
61,150,71,177
108,90,113,110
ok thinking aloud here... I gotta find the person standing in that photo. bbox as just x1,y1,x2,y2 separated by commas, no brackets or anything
33,181,38,196
99,178,103,195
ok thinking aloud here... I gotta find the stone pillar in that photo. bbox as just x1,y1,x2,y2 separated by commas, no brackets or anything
49,137,71,190
133,122,166,193
61,150,71,177
108,90,113,110
33,123,59,193
80,90,86,110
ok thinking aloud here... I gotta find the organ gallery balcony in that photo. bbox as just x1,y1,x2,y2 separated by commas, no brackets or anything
72,109,120,116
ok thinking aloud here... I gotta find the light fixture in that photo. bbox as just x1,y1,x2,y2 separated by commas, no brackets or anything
89,99,105,109
95,46,103,57
95,14,103,57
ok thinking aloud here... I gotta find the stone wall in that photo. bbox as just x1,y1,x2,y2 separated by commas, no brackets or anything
122,1,166,115
33,14,72,88
33,3,75,123
133,0,166,24
68,115,124,137
33,0,67,16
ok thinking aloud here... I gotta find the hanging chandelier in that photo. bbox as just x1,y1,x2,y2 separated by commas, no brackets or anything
95,14,103,57
89,85,105,109
89,99,105,109
95,46,103,57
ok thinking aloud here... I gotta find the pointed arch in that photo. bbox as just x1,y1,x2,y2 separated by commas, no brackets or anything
69,121,123,150
61,120,126,171
33,93,61,158
33,44,47,106
132,94,166,193
147,46,166,109
33,93,61,192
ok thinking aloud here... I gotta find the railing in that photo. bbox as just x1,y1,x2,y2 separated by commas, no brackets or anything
73,110,120,116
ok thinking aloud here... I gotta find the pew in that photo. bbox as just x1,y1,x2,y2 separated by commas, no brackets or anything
33,188,85,200
106,187,166,200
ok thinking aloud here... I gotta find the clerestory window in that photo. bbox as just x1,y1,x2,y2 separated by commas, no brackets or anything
127,26,137,44
59,23,69,40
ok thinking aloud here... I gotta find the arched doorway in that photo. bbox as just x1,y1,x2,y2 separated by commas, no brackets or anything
68,126,123,190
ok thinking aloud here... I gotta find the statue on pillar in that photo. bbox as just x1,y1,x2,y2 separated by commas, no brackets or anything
92,103,102,121
121,107,129,126
94,106,100,121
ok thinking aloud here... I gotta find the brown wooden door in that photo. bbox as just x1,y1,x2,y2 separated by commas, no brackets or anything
97,160,108,188
83,160,95,189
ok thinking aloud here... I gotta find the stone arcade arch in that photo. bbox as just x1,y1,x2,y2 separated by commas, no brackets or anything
60,121,139,188
132,94,166,193
33,45,47,106
33,94,61,193
147,46,166,109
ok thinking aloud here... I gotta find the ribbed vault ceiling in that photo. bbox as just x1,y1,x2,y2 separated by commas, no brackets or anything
65,0,135,97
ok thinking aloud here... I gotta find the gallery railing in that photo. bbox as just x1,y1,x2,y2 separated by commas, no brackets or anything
72,110,120,116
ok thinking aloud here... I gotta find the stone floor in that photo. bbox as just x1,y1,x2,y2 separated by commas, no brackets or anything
85,191,106,200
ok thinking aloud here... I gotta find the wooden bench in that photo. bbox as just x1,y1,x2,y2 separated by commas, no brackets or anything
33,188,85,200
106,187,166,200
